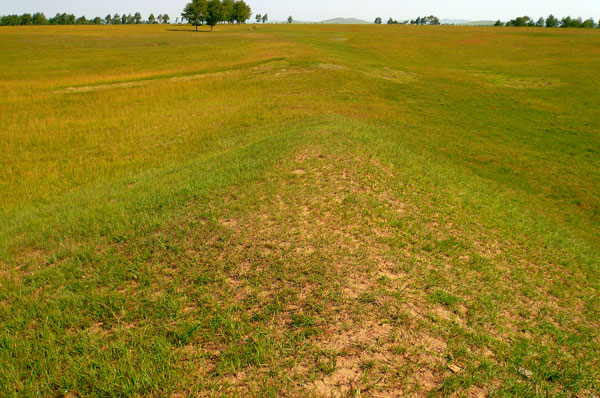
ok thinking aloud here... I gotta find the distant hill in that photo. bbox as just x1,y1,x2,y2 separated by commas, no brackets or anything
319,17,371,24
462,20,496,26
440,19,471,25
268,20,314,24
441,19,497,26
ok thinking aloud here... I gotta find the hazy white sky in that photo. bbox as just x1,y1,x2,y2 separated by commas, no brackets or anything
1,0,599,22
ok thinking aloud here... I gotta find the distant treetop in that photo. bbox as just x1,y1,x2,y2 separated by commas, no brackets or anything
380,16,439,25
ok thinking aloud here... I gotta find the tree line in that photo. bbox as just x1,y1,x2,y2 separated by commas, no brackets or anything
375,16,440,25
372,14,599,28
497,15,599,28
0,12,171,26
182,0,252,31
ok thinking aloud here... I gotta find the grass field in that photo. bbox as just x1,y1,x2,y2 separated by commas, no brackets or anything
0,23,599,397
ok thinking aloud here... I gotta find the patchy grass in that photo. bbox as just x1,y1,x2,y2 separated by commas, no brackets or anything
0,24,599,397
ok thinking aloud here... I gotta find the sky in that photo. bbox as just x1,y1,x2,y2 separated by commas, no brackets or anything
1,0,599,22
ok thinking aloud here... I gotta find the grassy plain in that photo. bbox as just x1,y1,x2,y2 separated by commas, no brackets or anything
0,24,599,397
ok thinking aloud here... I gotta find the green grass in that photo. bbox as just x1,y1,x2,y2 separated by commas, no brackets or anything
0,24,599,397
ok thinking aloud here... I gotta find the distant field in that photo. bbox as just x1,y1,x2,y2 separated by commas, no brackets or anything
0,24,599,397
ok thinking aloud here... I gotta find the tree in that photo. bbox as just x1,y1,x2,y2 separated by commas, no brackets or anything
6,15,23,25
262,14,268,23
493,20,503,26
182,0,208,30
50,13,75,24
8,15,22,25
93,16,103,25
222,0,235,23
545,14,558,27
256,14,262,23
113,13,121,24
582,18,596,28
76,16,88,25
536,17,544,27
20,13,32,25
148,13,156,24
49,13,74,25
374,17,382,24
206,0,225,31
157,14,163,24
122,14,128,24
32,12,47,25
408,15,439,25
162,14,170,24
506,16,532,27
388,18,394,24
233,1,251,24
287,15,293,24
134,12,142,24
427,15,440,25
561,16,584,27
105,14,112,24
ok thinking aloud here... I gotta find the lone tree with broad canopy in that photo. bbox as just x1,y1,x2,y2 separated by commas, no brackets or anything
206,0,225,30
183,0,250,30
182,0,208,30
